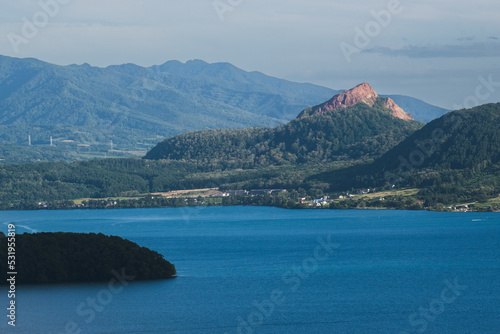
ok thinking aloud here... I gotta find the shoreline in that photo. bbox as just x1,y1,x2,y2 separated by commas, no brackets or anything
1,200,498,213
2,186,499,213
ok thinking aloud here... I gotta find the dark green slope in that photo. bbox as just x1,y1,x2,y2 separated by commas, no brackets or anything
315,103,500,203
373,103,499,173
145,98,423,169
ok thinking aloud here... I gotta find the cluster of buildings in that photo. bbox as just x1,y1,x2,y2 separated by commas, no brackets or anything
298,196,330,207
221,189,287,197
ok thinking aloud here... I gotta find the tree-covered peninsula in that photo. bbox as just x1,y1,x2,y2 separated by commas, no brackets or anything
0,232,176,284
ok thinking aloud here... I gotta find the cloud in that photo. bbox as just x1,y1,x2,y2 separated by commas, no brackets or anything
362,43,500,58
489,36,499,40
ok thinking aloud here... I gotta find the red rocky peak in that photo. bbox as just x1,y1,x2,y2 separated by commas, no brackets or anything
299,82,413,121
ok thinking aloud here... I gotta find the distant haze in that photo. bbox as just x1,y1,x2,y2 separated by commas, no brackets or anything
1,0,499,109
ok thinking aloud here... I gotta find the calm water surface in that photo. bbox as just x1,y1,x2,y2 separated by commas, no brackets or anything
0,207,498,333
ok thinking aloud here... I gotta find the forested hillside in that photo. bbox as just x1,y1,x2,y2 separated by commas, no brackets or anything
315,103,500,204
145,99,423,168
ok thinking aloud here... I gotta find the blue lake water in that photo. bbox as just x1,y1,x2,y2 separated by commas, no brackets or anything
0,207,499,333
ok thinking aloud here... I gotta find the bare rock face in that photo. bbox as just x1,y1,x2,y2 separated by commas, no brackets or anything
322,82,378,111
298,82,413,121
384,97,414,121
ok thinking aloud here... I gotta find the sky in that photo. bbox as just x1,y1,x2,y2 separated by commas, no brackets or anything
1,0,499,109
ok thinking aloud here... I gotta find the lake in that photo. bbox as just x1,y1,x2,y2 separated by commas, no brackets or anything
0,207,499,333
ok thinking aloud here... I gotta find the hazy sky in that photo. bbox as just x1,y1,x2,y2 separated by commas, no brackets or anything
1,0,499,109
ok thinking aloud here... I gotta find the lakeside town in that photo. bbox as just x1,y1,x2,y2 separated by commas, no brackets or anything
17,187,499,213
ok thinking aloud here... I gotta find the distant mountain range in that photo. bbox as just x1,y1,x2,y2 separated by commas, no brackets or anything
0,55,448,162
0,55,334,153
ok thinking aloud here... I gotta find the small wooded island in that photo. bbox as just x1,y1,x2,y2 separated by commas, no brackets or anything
0,232,176,284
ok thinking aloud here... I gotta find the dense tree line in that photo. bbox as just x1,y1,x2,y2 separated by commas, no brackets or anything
0,159,202,203
0,232,176,284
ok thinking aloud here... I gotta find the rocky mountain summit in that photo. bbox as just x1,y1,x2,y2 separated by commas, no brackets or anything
298,82,414,121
